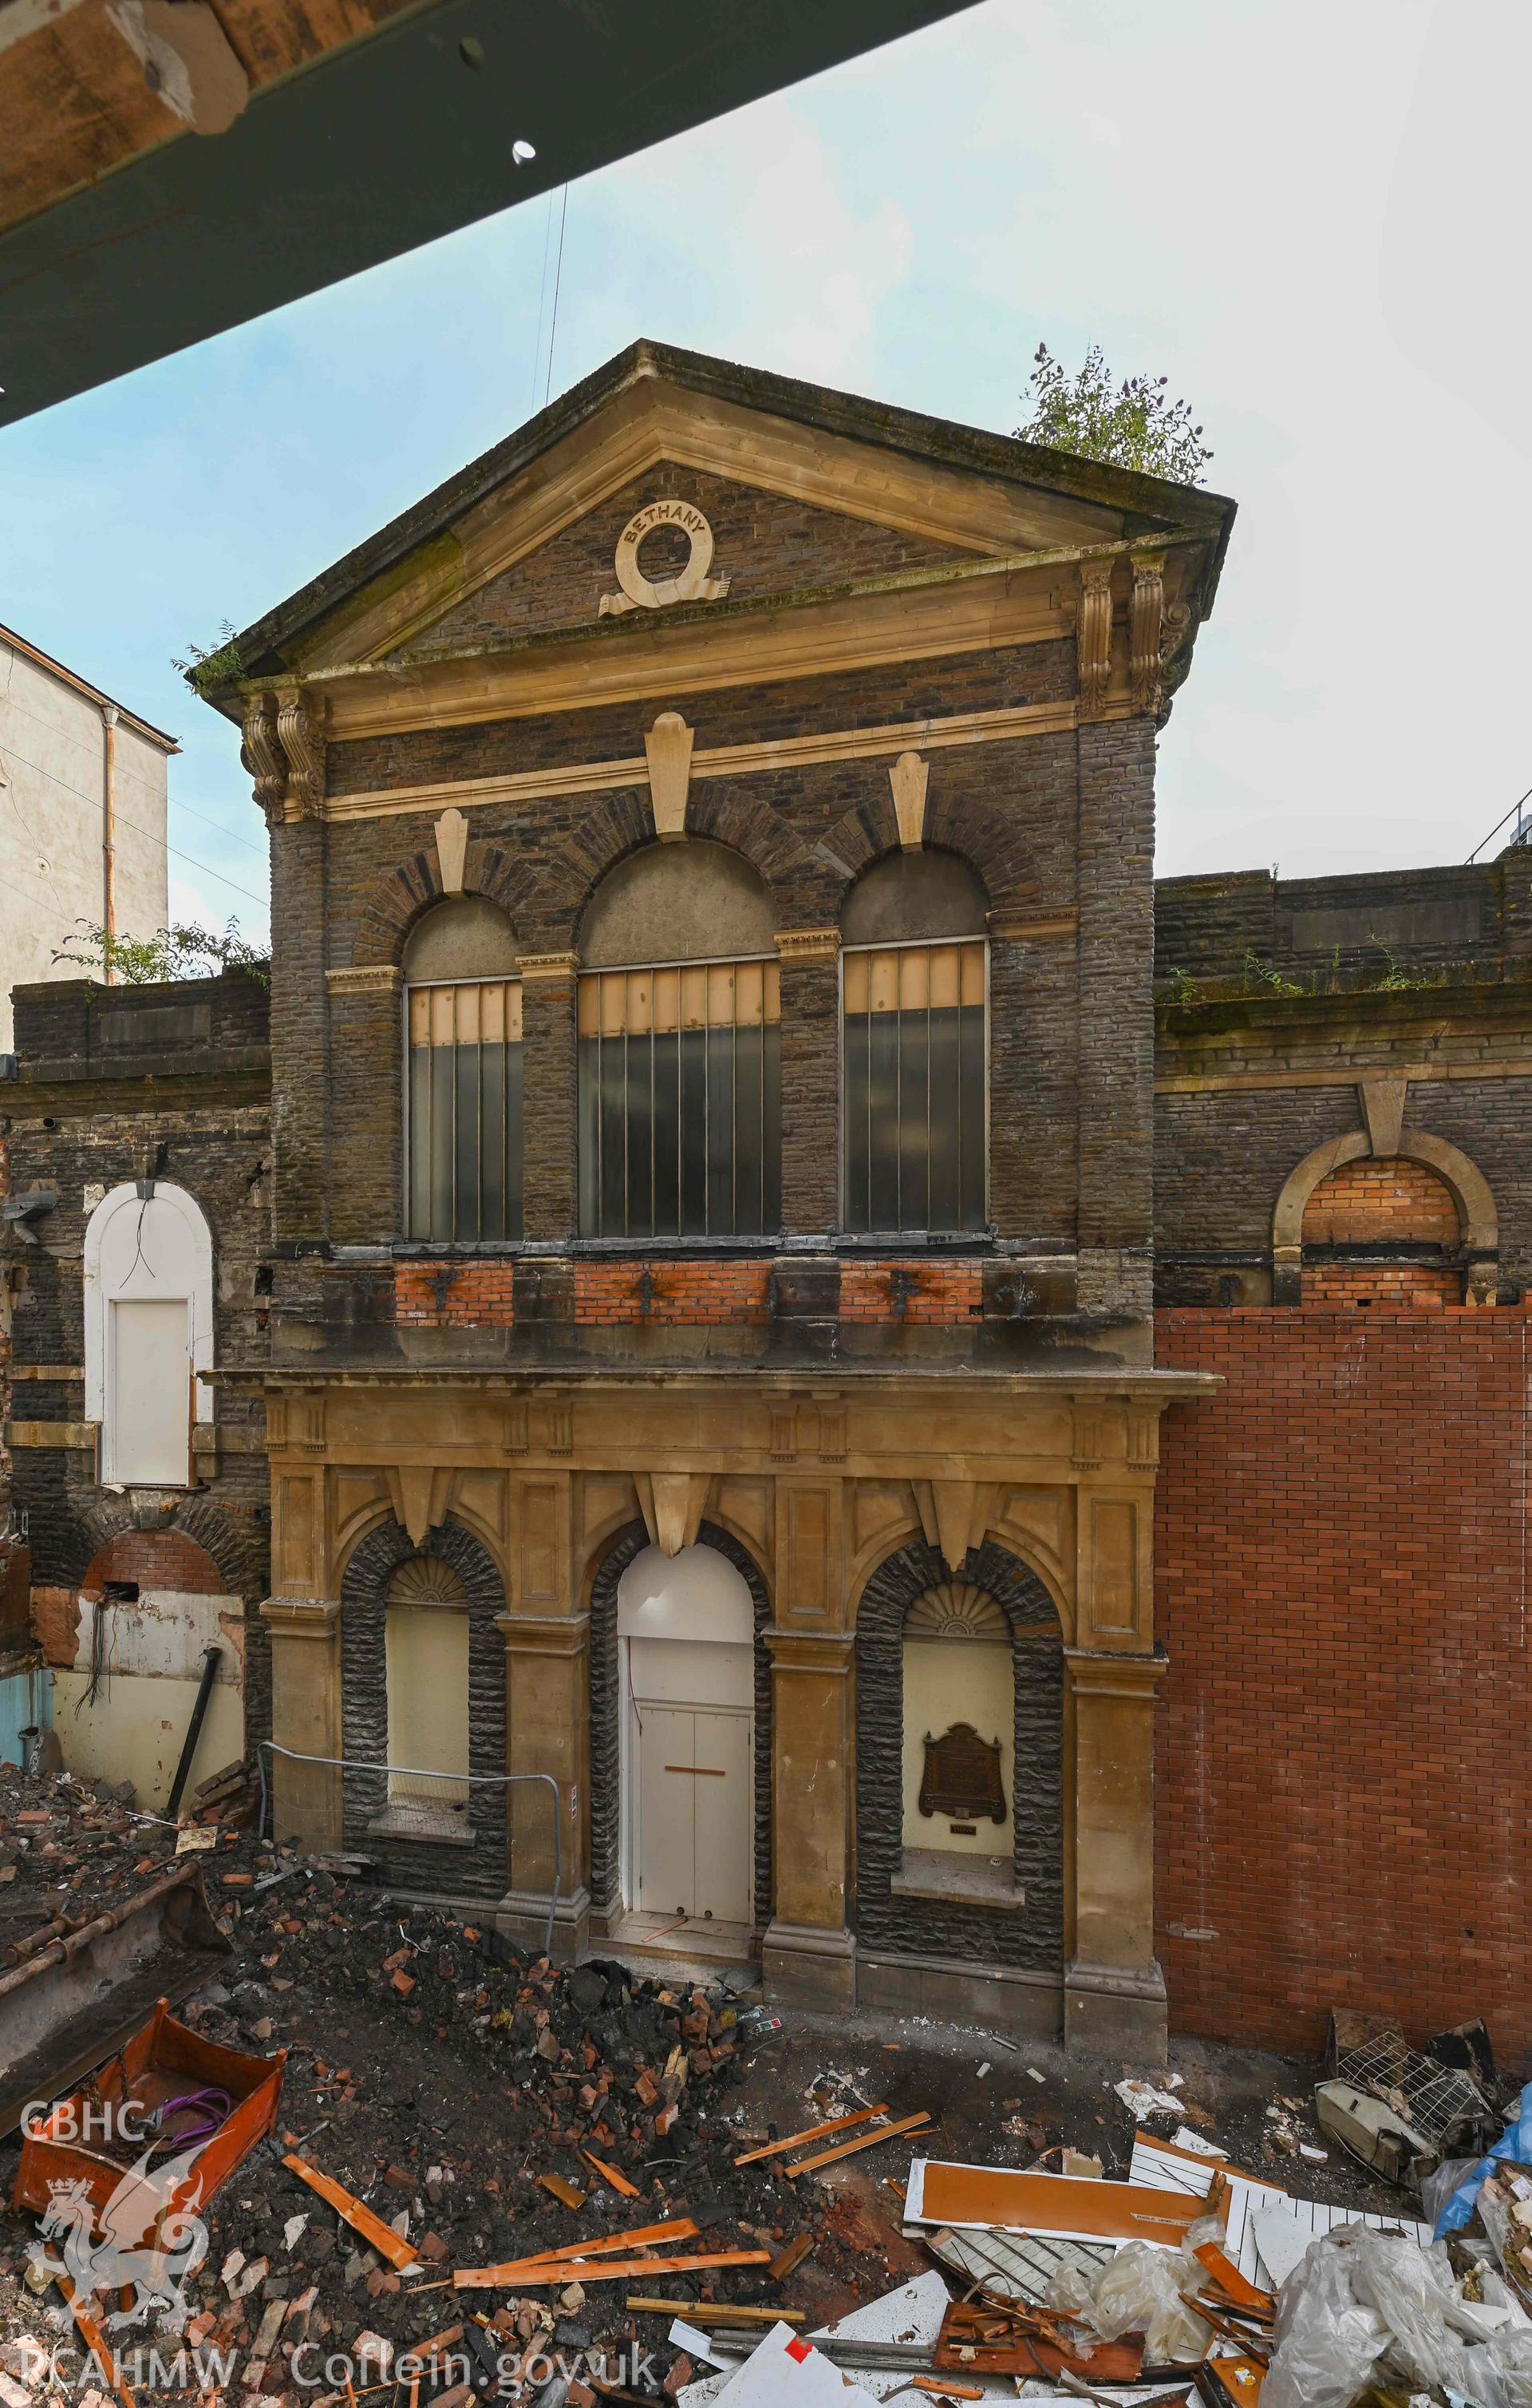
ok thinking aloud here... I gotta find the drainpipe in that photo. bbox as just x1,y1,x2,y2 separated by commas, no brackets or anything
101,703,118,982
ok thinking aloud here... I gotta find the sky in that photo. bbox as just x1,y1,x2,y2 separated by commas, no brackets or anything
3,0,1526,951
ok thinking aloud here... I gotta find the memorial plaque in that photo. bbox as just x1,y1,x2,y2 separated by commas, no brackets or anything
918,1721,1006,1824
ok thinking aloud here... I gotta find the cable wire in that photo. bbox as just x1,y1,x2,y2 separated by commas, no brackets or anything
543,184,570,407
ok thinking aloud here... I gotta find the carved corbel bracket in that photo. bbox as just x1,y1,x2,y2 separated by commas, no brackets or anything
241,694,286,824
775,927,839,965
913,1477,995,1576
1129,551,1165,716
636,1471,713,1557
644,711,694,840
1076,558,1115,721
889,750,929,850
271,686,327,820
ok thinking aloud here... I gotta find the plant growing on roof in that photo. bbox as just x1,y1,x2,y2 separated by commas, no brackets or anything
172,620,243,695
1017,344,1213,484
52,917,269,984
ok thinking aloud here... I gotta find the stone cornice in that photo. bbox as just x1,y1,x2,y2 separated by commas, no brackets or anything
231,533,1211,748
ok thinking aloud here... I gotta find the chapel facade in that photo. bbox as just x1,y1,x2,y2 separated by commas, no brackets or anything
13,344,1526,2061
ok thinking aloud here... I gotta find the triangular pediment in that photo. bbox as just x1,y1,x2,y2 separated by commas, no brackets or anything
223,341,1233,690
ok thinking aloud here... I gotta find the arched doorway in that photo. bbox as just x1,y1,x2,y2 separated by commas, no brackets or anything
84,1182,214,1486
617,1543,756,1928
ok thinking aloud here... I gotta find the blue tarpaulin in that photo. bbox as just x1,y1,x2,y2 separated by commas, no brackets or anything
1434,2079,1532,2237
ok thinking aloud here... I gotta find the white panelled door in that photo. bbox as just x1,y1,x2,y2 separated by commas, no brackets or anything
629,1635,752,1922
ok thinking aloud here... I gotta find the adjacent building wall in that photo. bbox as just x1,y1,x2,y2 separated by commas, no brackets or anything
0,627,175,1052
1155,1305,1531,2056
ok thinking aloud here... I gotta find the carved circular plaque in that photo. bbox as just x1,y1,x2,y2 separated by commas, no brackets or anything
613,500,719,611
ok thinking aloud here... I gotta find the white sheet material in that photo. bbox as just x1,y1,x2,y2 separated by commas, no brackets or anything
709,2323,859,2407
1128,2133,1431,2287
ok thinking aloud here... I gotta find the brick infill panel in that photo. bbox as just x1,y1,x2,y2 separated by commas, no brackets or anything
574,1261,771,1326
839,1259,985,1323
395,1263,517,1325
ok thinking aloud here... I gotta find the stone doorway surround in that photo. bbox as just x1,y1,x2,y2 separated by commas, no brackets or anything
258,1364,1210,2057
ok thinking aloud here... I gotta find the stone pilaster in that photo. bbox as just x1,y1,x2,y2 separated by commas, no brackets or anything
775,929,839,1235
1062,1645,1168,2057
519,954,578,1240
1075,718,1155,1342
259,1599,342,1850
760,1626,855,2009
325,965,403,1244
268,816,330,1249
495,1610,590,1961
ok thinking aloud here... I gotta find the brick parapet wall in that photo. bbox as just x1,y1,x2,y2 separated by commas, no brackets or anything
1076,719,1155,1320
1154,1306,1532,2057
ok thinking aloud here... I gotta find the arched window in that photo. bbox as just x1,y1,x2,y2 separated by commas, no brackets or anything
840,851,988,1233
578,842,780,1238
85,1181,213,1486
404,897,522,1242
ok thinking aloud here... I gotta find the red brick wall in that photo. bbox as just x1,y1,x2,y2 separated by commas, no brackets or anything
395,1263,518,1324
77,1528,228,1597
839,1261,984,1323
574,1263,771,1326
1300,1156,1461,1307
1302,1156,1459,1244
1154,1306,1531,2058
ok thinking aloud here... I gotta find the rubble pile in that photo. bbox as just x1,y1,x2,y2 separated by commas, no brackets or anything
0,1769,888,2406
6,1766,1532,2408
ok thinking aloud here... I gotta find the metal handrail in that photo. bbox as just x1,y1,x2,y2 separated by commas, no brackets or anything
256,1742,561,1959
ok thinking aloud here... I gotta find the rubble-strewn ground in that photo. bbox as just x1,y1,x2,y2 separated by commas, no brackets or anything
0,1768,1442,2402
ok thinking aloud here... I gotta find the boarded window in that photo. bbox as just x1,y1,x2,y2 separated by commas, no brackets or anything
843,940,986,1233
406,979,523,1242
578,959,781,1238
109,1297,192,1485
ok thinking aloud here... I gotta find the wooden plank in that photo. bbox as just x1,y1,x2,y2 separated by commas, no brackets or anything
58,2276,138,2408
1194,2243,1275,2319
480,2219,697,2278
456,2250,772,2292
734,2103,889,2167
787,2113,930,2177
581,2149,641,2199
283,2153,420,2271
537,2173,586,2211
911,2157,1206,2248
768,2233,814,2283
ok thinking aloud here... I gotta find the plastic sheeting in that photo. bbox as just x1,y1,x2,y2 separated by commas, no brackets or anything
1435,2082,1532,2238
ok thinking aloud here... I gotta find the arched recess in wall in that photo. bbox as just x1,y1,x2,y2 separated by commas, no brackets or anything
84,1182,213,1487
1271,1125,1498,1303
854,1536,1063,1973
402,896,523,1244
839,849,990,1236
576,842,781,1240
587,1520,772,1932
338,1516,508,1900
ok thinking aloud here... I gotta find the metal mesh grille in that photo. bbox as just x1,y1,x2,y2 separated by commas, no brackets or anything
577,957,781,1238
843,939,986,1233
1335,2027,1488,2150
406,978,523,1241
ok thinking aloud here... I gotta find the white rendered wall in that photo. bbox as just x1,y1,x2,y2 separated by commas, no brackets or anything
84,1182,214,1485
53,1588,244,1810
0,636,170,1050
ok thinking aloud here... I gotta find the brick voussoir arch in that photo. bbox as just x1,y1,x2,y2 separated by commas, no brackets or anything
586,1519,773,1932
349,836,528,968
70,1494,266,1605
854,1536,1064,1974
1272,1125,1498,1303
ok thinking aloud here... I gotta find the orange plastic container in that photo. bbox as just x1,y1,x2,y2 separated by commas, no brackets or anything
13,1996,286,2233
